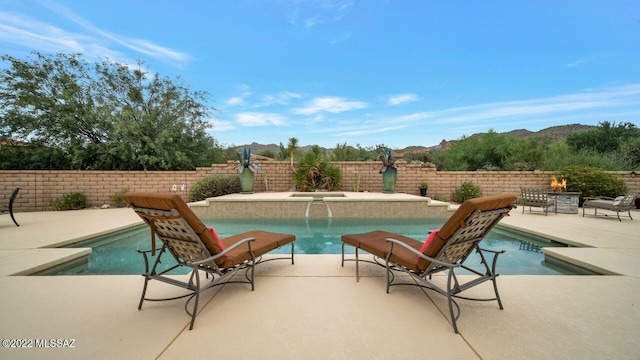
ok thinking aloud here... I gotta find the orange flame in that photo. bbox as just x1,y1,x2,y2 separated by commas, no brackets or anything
550,176,567,192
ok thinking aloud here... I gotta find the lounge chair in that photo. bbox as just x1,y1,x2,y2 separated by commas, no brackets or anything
520,187,557,215
341,193,516,333
123,192,296,330
582,191,639,221
1,187,21,227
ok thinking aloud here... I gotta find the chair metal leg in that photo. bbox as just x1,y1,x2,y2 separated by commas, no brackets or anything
355,248,360,283
10,209,19,226
249,262,255,291
189,270,201,330
446,270,459,334
138,275,150,310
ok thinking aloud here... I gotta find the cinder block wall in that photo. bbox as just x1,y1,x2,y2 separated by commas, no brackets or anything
1,162,638,212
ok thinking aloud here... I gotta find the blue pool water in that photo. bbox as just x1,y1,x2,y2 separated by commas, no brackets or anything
47,218,577,276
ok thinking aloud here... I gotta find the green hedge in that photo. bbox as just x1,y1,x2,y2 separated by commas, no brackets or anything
451,182,483,203
188,175,241,202
557,166,627,205
50,192,86,210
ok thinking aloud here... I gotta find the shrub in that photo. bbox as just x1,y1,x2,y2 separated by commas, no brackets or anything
557,166,627,205
294,146,342,191
451,182,483,203
188,175,241,202
50,192,86,210
109,188,129,207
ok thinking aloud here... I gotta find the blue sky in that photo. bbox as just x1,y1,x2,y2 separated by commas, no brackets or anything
1,0,639,149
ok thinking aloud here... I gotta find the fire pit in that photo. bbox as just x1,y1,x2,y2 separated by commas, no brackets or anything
549,176,580,214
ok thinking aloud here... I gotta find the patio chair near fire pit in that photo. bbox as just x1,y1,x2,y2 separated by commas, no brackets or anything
582,191,639,221
123,192,296,330
520,187,557,216
341,193,517,333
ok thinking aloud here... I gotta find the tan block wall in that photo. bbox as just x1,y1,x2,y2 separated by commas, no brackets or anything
1,162,638,213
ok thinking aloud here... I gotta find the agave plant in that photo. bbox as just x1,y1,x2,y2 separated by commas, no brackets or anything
236,146,261,173
379,147,397,173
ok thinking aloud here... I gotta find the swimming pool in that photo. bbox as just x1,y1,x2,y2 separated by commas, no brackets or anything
46,218,579,276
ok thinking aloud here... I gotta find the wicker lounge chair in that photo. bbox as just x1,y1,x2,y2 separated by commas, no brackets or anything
341,193,516,333
1,187,21,227
582,191,639,221
520,187,557,216
123,192,296,330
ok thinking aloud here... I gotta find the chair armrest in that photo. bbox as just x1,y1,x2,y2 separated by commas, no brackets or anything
137,247,163,254
477,247,505,255
189,237,256,266
385,238,461,269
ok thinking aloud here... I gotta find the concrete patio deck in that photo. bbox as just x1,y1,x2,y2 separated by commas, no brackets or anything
0,200,639,359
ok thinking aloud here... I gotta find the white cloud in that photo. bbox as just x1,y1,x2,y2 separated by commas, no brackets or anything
0,2,191,67
225,85,253,107
236,112,287,126
292,96,367,115
285,0,353,28
0,12,87,53
566,57,593,68
305,16,322,28
387,84,640,126
227,96,245,106
387,93,419,106
260,91,303,106
337,125,407,137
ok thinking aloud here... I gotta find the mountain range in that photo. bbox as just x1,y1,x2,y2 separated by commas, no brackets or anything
242,123,594,155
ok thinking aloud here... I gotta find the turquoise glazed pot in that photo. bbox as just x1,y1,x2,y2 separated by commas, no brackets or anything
239,169,255,194
382,168,397,194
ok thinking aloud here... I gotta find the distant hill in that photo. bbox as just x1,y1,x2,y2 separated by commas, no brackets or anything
502,123,593,142
236,123,595,155
430,123,594,152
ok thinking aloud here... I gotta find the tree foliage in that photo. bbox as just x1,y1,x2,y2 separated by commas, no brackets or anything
537,141,630,171
433,130,515,171
566,121,639,154
432,123,636,171
286,137,299,169
620,136,640,168
328,143,386,161
0,52,218,170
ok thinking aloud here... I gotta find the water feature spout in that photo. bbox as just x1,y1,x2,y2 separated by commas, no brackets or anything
305,201,312,218
304,197,333,218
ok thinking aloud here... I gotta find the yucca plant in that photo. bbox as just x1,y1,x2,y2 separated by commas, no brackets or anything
294,146,342,191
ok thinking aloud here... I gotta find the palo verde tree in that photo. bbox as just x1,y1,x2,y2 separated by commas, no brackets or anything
0,52,217,170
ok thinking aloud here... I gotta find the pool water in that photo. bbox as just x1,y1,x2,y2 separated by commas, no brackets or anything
47,218,578,276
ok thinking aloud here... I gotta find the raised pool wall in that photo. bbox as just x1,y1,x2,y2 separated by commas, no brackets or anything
2,161,638,212
189,192,452,218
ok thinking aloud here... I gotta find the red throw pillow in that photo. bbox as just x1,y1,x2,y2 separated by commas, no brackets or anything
418,229,440,259
207,227,228,257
